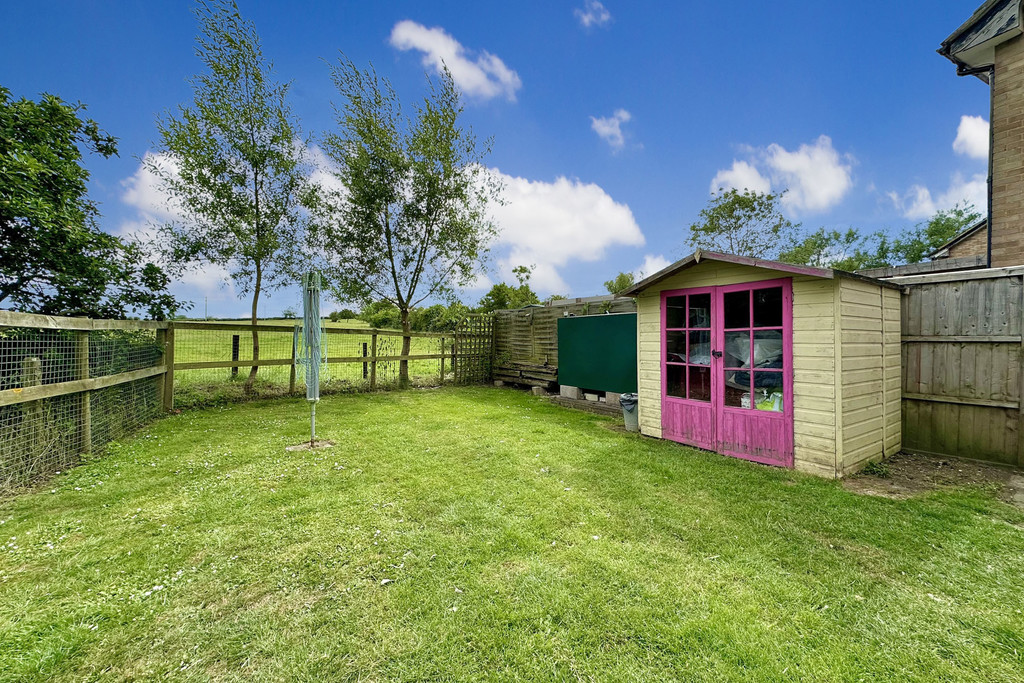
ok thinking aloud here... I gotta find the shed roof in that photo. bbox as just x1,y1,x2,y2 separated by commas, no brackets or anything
618,250,902,297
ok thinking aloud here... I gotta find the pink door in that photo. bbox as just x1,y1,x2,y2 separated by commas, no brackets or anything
661,279,793,467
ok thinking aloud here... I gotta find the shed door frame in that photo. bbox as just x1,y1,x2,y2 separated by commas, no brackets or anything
661,277,794,467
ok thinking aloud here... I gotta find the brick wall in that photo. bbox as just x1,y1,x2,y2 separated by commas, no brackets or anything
947,225,988,259
992,35,1024,267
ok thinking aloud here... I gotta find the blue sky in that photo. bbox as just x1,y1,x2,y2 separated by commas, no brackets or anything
0,1,991,317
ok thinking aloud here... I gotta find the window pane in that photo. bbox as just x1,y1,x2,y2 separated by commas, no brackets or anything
666,296,685,328
666,331,686,363
752,329,783,368
723,290,750,329
724,384,751,408
667,364,686,398
754,384,784,412
688,293,711,328
688,330,711,365
723,330,751,368
688,366,711,401
753,287,783,327
753,370,784,390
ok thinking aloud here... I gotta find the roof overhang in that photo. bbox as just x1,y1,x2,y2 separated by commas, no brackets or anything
926,218,988,259
618,250,902,297
939,0,1023,79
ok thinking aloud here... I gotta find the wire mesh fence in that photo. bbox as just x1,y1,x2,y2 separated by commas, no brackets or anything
0,311,494,493
0,319,165,492
170,323,463,408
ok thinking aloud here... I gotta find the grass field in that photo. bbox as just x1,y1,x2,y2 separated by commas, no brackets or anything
2,387,1023,681
172,319,451,408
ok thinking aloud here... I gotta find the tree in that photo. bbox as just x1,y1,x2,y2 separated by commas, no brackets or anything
780,203,982,271
311,58,499,385
603,271,635,295
477,265,540,312
281,306,297,319
779,228,891,271
148,0,308,391
0,87,181,318
891,203,981,264
688,189,798,259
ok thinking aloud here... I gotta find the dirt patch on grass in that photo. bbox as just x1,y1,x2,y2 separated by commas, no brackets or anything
844,452,1024,507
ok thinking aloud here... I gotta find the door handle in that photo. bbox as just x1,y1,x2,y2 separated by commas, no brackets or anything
711,350,723,358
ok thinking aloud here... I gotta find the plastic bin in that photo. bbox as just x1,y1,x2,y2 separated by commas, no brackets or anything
620,393,639,432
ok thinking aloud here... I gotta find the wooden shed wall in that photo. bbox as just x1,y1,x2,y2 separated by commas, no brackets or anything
836,279,901,475
635,261,841,476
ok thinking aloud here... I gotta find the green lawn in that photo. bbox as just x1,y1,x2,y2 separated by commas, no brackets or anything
172,319,449,407
2,388,1023,681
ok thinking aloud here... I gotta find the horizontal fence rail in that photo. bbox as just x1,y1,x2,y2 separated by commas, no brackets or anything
0,310,494,493
897,273,1024,467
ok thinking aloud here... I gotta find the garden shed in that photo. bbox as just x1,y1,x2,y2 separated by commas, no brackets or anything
620,251,902,478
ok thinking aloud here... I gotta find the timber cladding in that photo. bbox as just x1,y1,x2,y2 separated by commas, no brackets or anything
635,260,901,479
492,297,637,388
900,274,1024,466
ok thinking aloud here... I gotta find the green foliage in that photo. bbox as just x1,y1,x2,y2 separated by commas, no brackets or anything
148,0,309,387
891,203,982,264
688,189,798,259
281,306,297,319
477,265,540,312
781,203,982,271
603,272,635,295
308,56,500,385
0,87,181,318
860,460,892,478
359,300,402,329
328,309,358,322
359,300,468,331
778,228,891,271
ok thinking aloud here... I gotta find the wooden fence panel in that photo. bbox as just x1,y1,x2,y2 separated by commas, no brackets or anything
492,296,637,388
899,274,1024,466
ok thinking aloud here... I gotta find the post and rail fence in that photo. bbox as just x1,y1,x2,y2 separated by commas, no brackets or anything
0,310,493,493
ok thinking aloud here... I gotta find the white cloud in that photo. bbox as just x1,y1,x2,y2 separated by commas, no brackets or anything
888,172,987,220
389,20,521,101
575,0,612,28
178,263,235,299
765,136,853,213
953,115,989,160
633,254,671,280
460,272,494,293
590,109,633,151
487,168,645,294
306,144,346,197
709,160,771,195
121,152,183,224
708,135,854,214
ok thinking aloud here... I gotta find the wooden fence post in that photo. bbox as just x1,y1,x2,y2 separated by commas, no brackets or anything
289,327,298,395
452,334,459,385
369,333,377,390
155,328,166,408
21,357,44,463
231,334,240,378
362,342,369,380
76,331,91,455
163,323,175,412
439,337,445,385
